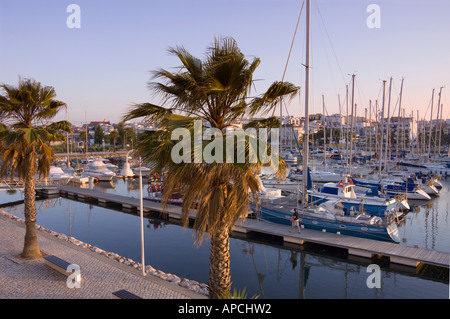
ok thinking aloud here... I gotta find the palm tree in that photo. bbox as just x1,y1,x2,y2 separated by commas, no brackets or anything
123,37,299,298
0,78,71,259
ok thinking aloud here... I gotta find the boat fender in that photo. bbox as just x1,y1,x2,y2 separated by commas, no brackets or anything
371,216,382,225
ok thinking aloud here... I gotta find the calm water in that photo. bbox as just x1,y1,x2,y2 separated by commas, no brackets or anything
1,177,449,299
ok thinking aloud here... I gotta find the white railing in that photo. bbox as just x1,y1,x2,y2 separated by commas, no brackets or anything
0,178,61,190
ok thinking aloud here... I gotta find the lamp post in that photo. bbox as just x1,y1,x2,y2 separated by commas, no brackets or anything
66,105,70,167
139,156,146,276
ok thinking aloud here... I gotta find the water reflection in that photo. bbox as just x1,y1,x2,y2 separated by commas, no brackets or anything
0,178,449,298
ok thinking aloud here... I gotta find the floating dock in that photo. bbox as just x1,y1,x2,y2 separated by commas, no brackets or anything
50,185,450,270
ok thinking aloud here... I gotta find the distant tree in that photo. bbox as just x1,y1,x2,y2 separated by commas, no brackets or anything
117,122,126,149
108,130,119,152
94,125,104,145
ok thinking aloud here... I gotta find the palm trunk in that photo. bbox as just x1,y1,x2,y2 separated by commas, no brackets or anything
21,167,42,259
208,225,231,299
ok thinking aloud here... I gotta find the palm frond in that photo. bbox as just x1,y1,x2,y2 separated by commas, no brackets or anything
243,116,281,129
124,37,294,247
167,46,203,83
0,78,67,180
248,81,300,116
122,102,173,124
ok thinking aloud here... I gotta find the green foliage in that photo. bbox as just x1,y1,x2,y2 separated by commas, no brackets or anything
0,77,70,258
0,78,71,180
123,37,299,299
94,125,104,145
218,287,259,299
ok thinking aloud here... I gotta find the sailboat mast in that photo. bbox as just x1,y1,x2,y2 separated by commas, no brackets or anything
322,94,327,172
85,111,88,163
369,101,372,157
428,89,435,161
378,80,386,180
417,110,421,153
396,78,404,159
375,100,379,162
338,94,343,148
434,100,440,157
410,111,414,156
349,74,355,177
280,98,284,153
345,85,349,173
436,86,444,157
66,106,70,167
365,107,368,156
302,0,311,208
439,102,443,156
384,77,392,172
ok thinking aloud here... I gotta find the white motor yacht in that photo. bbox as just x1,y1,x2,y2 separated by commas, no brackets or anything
47,166,73,183
81,160,115,181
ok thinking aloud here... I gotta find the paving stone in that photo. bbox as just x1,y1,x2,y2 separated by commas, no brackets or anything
0,213,206,299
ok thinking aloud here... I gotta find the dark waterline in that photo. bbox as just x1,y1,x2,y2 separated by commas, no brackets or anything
1,179,449,299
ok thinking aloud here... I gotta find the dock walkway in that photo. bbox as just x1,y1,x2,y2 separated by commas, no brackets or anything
54,185,450,269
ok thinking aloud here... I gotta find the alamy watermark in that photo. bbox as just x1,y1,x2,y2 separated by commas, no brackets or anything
366,4,381,29
66,264,81,289
171,120,280,169
66,4,81,29
366,264,381,289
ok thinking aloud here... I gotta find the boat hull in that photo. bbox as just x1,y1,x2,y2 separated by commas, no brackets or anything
81,172,114,182
307,194,399,218
385,189,430,200
253,204,400,243
353,178,431,201
81,160,116,182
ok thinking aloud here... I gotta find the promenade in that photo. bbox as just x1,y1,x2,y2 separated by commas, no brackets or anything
0,212,206,299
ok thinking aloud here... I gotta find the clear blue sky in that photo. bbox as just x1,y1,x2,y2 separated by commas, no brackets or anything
1,0,449,126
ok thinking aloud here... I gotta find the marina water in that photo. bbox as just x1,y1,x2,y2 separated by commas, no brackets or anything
1,178,448,299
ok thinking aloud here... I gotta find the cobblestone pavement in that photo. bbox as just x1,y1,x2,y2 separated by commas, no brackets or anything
0,214,206,299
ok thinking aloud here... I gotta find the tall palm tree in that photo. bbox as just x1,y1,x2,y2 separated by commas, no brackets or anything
123,37,299,298
0,78,71,259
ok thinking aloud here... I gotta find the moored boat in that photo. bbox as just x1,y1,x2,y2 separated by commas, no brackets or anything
47,166,73,183
81,160,115,181
253,198,400,243
288,169,342,183
306,179,403,218
352,178,431,201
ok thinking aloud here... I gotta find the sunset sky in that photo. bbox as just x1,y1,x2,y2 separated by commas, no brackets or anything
1,0,449,126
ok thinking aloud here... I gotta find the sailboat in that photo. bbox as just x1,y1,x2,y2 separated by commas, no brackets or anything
306,177,404,218
351,177,431,200
254,0,401,243
288,168,342,183
256,197,400,242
